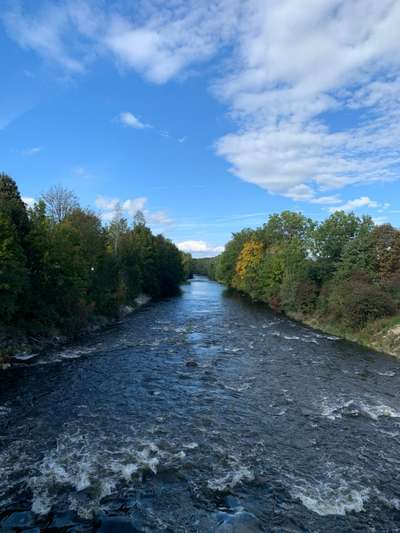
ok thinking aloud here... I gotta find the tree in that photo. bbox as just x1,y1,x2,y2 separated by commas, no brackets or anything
233,240,265,299
0,173,29,236
0,215,29,323
181,252,193,279
314,212,373,262
280,238,316,313
155,234,185,297
0,175,30,325
107,204,129,255
216,228,255,285
371,224,400,281
133,210,146,227
42,185,78,223
263,211,315,247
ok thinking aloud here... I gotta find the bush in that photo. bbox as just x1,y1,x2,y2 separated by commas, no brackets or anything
328,276,397,329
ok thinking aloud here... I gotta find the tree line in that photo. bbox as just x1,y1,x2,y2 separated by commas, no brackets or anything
194,210,400,333
0,174,190,341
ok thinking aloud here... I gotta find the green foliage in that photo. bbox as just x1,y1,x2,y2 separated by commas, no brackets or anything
327,274,397,329
180,252,193,280
192,256,218,279
217,209,400,332
0,175,188,339
263,211,315,247
313,212,374,278
0,215,29,322
0,173,29,236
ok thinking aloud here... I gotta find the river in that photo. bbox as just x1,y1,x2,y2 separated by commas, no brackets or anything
1,276,400,531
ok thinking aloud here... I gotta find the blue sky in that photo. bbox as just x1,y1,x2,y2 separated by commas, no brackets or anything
1,1,400,255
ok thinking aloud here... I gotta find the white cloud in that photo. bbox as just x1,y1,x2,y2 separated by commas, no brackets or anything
214,0,400,202
104,2,238,84
22,146,42,156
4,1,400,207
122,197,147,215
95,195,120,211
177,240,224,254
117,111,150,129
148,210,174,226
95,195,174,227
329,196,379,213
22,196,36,209
2,3,87,73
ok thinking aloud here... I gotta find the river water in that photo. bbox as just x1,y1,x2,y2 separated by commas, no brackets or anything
1,277,400,531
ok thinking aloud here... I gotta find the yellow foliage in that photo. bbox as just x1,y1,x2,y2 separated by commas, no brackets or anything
234,240,264,286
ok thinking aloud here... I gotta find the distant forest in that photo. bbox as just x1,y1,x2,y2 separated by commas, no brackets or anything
0,174,191,342
193,211,400,336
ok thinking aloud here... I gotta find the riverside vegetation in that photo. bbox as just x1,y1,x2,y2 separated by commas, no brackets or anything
194,211,400,357
0,174,191,357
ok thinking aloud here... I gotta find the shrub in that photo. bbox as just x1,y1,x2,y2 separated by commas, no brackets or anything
328,275,396,329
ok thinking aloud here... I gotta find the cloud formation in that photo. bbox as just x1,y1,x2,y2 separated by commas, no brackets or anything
22,146,43,157
22,146,42,156
117,111,150,129
329,196,379,213
95,195,173,227
177,240,224,254
4,0,400,208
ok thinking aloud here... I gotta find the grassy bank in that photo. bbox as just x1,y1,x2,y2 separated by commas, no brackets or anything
288,311,400,358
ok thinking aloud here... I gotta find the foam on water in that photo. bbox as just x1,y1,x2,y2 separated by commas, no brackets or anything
377,370,396,377
0,405,11,416
28,429,191,517
320,398,400,421
224,382,252,393
13,353,38,361
291,479,369,516
207,456,254,492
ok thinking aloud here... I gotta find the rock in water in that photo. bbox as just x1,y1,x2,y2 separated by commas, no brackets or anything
185,358,198,367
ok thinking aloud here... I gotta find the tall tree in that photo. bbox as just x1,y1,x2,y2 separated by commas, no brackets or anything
42,185,78,223
0,173,29,236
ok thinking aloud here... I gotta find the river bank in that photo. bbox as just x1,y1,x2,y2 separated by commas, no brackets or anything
220,285,400,360
0,294,151,369
296,313,400,359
